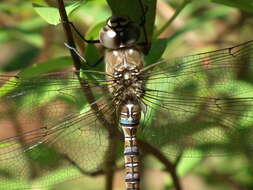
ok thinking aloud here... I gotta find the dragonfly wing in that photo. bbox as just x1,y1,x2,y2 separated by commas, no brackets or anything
140,41,253,157
0,71,115,188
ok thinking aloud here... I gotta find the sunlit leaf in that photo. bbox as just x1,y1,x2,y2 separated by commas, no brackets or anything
107,0,156,44
145,38,173,66
211,0,253,13
19,56,72,77
32,1,84,25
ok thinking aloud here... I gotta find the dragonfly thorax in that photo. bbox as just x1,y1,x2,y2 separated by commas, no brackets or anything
114,66,139,83
99,16,140,49
111,66,144,105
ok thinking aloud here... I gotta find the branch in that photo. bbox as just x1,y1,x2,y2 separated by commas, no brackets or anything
138,140,182,190
8,106,38,179
212,169,249,190
57,0,81,70
63,153,124,177
104,137,118,190
155,0,190,38
56,0,116,136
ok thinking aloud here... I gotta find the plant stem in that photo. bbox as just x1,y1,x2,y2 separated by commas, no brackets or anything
138,140,182,190
57,0,81,70
57,3,120,190
9,108,38,179
170,169,182,190
154,0,191,38
64,152,124,177
57,0,116,134
105,137,118,190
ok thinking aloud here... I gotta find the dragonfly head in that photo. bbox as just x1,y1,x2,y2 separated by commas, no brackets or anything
100,16,140,49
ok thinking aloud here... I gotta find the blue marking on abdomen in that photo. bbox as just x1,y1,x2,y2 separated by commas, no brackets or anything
120,118,138,125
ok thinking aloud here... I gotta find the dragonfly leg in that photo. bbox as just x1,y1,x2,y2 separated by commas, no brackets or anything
138,0,148,27
62,20,100,44
137,0,150,55
91,56,104,67
64,42,104,67
62,20,104,67
64,42,87,63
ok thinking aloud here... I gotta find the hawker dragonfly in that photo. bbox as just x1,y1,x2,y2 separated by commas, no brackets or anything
1,5,253,190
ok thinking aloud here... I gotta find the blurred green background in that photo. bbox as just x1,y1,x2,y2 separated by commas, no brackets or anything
0,0,253,190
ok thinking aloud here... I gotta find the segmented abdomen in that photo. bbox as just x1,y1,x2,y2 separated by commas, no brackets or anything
120,102,141,190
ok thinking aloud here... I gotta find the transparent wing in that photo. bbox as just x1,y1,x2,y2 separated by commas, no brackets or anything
0,70,117,189
139,40,253,157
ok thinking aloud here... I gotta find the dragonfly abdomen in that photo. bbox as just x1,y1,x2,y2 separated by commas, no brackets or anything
120,101,141,190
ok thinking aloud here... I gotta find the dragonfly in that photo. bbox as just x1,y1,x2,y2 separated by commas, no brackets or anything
1,7,253,190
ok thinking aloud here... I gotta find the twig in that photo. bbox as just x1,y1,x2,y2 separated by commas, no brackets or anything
34,26,55,63
212,169,249,190
57,0,82,70
56,0,115,135
104,136,118,190
138,140,182,190
57,3,120,190
63,153,124,177
154,0,191,38
8,107,38,179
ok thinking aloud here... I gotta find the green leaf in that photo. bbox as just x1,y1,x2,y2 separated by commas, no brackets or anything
0,18,46,47
32,167,81,188
212,81,253,127
84,21,106,72
177,152,203,175
15,33,42,47
144,38,172,66
19,56,72,77
165,155,203,188
0,31,9,44
84,44,103,69
26,144,61,167
0,57,72,98
106,0,156,44
0,77,19,98
17,17,47,31
211,0,253,13
78,0,110,23
0,180,31,190
86,21,105,40
32,1,84,25
140,71,171,128
3,46,40,72
169,6,231,42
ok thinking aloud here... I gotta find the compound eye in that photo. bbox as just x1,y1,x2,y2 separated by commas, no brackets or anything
108,16,129,28
108,19,117,28
99,26,119,49
118,17,129,26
